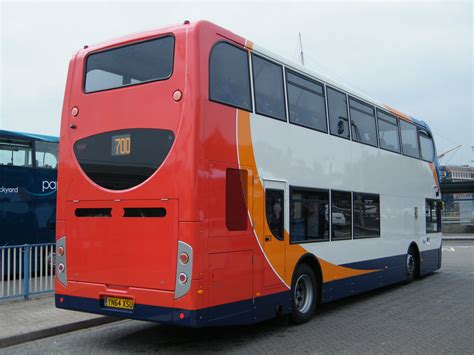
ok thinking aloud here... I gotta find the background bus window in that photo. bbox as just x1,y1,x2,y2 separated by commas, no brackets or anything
331,190,352,241
286,70,327,132
35,141,58,169
377,111,401,153
0,140,33,167
252,54,286,121
226,168,248,231
353,193,380,238
400,120,420,158
290,188,329,243
265,189,284,240
209,42,252,111
426,199,441,233
327,87,350,139
419,133,434,162
349,98,377,147
85,35,174,93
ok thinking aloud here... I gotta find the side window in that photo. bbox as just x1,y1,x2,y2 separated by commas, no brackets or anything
35,141,59,169
377,110,401,153
226,168,248,231
286,70,327,132
419,133,434,162
349,98,377,147
0,140,33,167
290,188,329,243
331,190,352,241
209,42,252,111
327,87,350,139
400,120,420,158
426,199,441,233
353,193,380,238
252,54,286,121
266,189,284,240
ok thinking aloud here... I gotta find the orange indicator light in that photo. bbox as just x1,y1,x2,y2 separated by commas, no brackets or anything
57,246,64,256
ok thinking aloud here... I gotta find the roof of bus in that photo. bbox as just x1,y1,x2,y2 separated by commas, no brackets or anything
0,130,59,143
78,20,432,134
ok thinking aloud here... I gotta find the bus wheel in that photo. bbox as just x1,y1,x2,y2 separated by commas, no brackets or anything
290,263,317,324
405,248,417,284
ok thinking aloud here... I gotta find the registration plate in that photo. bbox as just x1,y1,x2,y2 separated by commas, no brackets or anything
104,297,134,310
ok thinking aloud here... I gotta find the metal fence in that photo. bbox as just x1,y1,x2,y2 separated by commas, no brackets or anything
0,243,55,300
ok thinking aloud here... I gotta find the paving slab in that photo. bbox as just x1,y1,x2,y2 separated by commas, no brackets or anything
0,295,118,348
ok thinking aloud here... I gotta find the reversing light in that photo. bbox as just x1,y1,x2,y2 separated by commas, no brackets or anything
179,252,189,265
58,263,65,273
173,90,183,102
57,246,64,256
178,272,188,284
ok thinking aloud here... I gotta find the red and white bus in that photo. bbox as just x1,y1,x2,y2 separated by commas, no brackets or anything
55,20,442,326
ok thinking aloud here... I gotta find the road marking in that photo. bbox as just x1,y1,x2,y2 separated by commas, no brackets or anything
442,247,455,252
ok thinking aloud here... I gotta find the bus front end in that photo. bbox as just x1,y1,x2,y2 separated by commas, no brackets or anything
55,23,205,326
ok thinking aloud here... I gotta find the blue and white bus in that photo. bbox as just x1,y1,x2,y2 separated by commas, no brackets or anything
0,130,58,246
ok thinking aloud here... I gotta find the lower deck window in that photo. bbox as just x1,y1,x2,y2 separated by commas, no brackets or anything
226,168,248,231
331,190,352,240
290,188,329,243
353,193,380,238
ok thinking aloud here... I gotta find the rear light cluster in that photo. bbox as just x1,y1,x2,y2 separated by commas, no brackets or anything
56,236,67,286
175,241,193,299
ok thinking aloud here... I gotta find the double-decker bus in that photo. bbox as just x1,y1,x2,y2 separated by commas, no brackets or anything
0,130,58,246
55,20,442,326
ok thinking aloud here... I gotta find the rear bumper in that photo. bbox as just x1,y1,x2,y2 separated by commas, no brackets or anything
55,294,199,327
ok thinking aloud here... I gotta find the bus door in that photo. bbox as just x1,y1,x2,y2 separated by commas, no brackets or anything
262,179,287,288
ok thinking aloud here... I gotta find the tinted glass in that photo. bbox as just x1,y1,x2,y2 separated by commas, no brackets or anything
353,193,380,238
35,141,58,169
400,120,420,158
419,134,434,162
426,199,441,233
377,111,400,153
226,169,248,231
266,189,284,240
331,190,352,240
209,42,252,111
252,54,286,120
291,189,329,243
328,88,350,138
85,35,174,93
74,129,175,190
0,140,32,167
287,71,327,132
349,98,377,146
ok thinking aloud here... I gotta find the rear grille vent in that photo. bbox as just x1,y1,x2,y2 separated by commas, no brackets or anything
75,208,112,217
123,208,166,218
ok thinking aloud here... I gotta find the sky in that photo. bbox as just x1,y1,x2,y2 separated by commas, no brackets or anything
0,0,472,165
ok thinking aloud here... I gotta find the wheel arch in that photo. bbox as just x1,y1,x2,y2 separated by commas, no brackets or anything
294,253,323,304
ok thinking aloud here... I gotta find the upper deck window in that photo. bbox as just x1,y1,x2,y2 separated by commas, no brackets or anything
349,98,377,147
252,54,286,121
377,110,401,153
419,132,434,162
327,87,350,139
286,70,327,132
400,120,420,159
209,42,252,111
85,35,174,93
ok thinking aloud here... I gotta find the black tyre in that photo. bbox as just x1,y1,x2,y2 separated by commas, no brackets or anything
290,263,317,324
405,247,417,284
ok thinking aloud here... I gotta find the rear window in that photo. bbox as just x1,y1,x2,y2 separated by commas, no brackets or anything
85,35,174,93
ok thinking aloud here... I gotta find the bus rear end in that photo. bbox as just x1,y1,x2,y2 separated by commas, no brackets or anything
55,23,204,326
